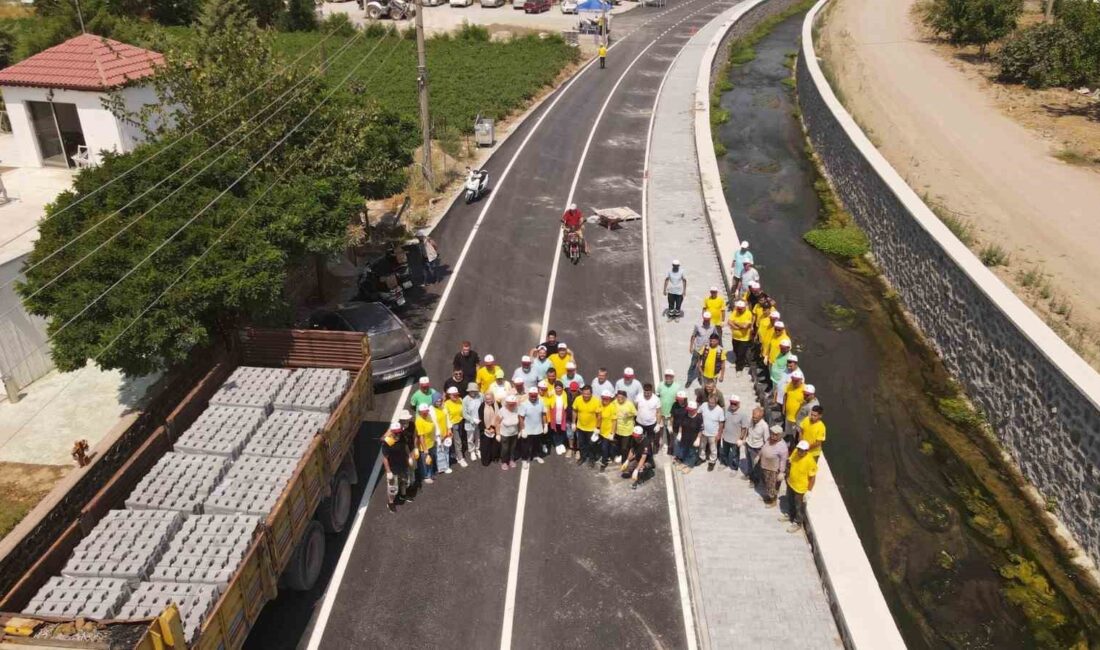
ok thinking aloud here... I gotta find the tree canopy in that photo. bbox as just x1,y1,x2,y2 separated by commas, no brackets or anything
920,0,1023,54
18,0,416,376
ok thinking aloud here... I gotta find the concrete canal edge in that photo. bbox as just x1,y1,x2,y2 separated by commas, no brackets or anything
687,0,908,647
798,0,1100,575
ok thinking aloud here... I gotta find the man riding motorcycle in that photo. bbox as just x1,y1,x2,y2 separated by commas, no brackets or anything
561,203,589,255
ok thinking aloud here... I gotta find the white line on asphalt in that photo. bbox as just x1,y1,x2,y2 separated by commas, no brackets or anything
642,41,698,650
500,38,662,650
306,52,602,650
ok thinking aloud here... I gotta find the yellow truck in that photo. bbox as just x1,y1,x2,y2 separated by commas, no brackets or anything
0,328,372,649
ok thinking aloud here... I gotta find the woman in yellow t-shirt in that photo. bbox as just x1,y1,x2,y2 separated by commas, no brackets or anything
613,391,637,463
414,404,437,483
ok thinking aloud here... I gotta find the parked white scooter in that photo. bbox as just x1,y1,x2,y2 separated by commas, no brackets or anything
464,168,489,203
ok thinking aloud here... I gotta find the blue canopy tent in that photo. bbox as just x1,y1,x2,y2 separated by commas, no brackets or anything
575,0,612,45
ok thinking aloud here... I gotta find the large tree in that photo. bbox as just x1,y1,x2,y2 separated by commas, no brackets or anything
18,0,415,376
920,0,1023,54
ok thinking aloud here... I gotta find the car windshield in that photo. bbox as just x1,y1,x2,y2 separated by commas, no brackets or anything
339,304,414,358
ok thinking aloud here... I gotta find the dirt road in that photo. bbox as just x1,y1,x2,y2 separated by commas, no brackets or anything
816,0,1100,364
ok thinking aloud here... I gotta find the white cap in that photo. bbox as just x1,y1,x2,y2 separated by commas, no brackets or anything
671,259,681,266
770,424,784,434
663,368,675,376
734,300,746,308
796,440,811,451
787,353,798,362
804,384,816,394
446,386,459,395
398,409,412,421
557,342,567,349
791,370,805,380
780,338,792,348
484,354,495,364
748,281,760,289
729,394,741,403
569,202,577,210
632,425,643,436
418,376,430,385
675,390,687,399
417,404,430,412
774,320,785,329
389,421,402,431
521,355,532,363
513,377,525,385
566,361,576,369
770,310,781,319
709,285,719,292
624,367,635,377
687,401,699,410
505,395,518,404
601,390,613,398
538,380,548,389
740,240,749,248
743,259,753,266
527,387,538,395
702,311,712,319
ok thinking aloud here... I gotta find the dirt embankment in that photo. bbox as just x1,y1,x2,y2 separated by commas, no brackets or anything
816,0,1100,368
0,463,69,542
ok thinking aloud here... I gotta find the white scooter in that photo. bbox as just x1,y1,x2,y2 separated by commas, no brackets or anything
464,168,489,204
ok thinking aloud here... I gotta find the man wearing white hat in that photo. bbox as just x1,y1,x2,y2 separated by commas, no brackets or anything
562,361,585,390
687,312,718,388
615,367,643,404
655,369,682,453
784,440,817,532
512,355,539,387
703,286,727,339
662,259,687,318
770,341,794,393
739,259,760,294
732,240,753,296
728,299,753,373
381,421,410,512
674,401,703,472
476,354,499,394
414,404,437,484
780,370,807,441
518,387,548,468
550,343,574,379
759,424,788,507
595,390,619,469
621,426,655,489
796,383,819,424
409,376,437,411
571,385,600,465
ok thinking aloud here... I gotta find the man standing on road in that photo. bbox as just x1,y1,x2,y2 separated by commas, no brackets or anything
703,287,726,339
615,367,643,404
518,387,547,468
739,259,759,298
444,368,466,399
698,393,724,471
668,390,688,458
431,394,453,475
731,240,753,296
444,387,468,467
686,312,717,388
698,333,725,386
415,404,437,485
563,362,585,391
728,300,753,373
780,370,807,441
453,341,479,389
769,342,794,394
663,260,687,317
741,406,768,483
410,376,437,411
796,384,819,424
796,405,827,463
720,396,749,472
462,383,483,463
477,354,499,394
550,343,574,380
592,367,615,400
535,330,560,356
675,401,703,472
572,385,600,464
655,370,681,453
598,42,607,69
759,425,787,507
613,390,638,463
497,396,521,470
512,355,539,387
418,230,440,284
784,440,817,533
596,390,618,470
382,421,410,513
635,383,661,449
532,346,552,381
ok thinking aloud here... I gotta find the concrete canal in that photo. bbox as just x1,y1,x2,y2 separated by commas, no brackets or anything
713,9,1100,649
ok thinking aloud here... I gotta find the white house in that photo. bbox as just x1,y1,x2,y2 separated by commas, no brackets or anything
0,33,163,169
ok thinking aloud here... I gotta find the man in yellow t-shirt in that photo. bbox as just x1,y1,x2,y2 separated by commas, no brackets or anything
572,386,601,464
758,309,780,355
613,391,637,463
796,405,827,462
444,387,467,468
595,391,618,468
476,354,500,395
781,372,806,438
598,44,607,69
549,344,573,379
697,333,725,384
785,440,817,532
727,299,753,372
766,321,792,365
703,287,727,340
414,404,437,484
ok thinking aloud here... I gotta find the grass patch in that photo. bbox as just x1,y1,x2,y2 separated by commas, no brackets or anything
1054,148,1100,167
0,463,68,542
979,243,1010,267
936,396,984,429
780,76,796,88
726,0,817,68
822,302,859,329
804,226,869,258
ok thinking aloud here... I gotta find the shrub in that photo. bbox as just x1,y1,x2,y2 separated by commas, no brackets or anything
979,243,1009,266
456,22,490,41
997,22,1090,88
919,0,1022,54
803,226,870,259
320,13,357,38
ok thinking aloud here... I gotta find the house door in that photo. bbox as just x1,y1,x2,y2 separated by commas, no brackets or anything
27,101,86,168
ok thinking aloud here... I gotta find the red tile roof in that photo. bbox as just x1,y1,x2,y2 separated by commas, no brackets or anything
0,33,163,92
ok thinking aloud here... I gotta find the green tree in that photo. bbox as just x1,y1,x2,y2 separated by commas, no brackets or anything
997,22,1089,87
247,0,286,27
280,0,319,32
920,0,1023,55
1055,0,1100,80
0,27,15,69
18,8,414,376
196,0,257,34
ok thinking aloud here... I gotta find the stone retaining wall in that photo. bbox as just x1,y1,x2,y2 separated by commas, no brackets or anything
797,0,1100,566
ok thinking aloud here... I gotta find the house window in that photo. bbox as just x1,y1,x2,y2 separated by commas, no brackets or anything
26,101,86,168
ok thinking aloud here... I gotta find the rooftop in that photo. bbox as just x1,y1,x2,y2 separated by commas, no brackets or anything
0,33,163,93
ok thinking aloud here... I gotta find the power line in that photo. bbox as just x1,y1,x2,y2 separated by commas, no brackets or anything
0,22,349,252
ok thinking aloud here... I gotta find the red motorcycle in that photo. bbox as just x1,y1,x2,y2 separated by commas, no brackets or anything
564,230,582,265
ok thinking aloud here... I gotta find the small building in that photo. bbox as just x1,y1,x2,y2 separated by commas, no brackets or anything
0,33,164,169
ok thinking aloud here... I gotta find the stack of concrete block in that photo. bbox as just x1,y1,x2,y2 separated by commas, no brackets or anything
60,510,185,586
174,406,268,458
274,368,351,414
209,366,293,412
125,452,229,513
117,582,220,644
148,515,259,591
240,409,329,460
203,455,298,516
22,576,131,620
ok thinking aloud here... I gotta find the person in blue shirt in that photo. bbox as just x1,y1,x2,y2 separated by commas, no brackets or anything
732,240,753,296
531,346,553,380
517,387,547,467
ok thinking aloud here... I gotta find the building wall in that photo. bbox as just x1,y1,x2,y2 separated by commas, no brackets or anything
797,0,1100,566
0,253,53,399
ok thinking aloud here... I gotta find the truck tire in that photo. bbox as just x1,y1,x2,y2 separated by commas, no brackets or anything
284,521,325,592
317,471,352,534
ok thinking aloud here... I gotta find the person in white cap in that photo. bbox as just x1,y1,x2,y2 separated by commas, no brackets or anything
479,385,501,466
430,393,453,474
512,355,539,387
796,383,819,424
477,354,499,394
444,386,468,467
784,439,817,532
662,259,687,319
668,389,689,457
739,259,760,295
381,421,411,512
615,367,643,403
759,424,788,507
720,395,749,471
532,345,552,381
687,312,717,388
613,389,638,463
563,361,585,390
634,383,661,452
732,240,753,296
621,426,655,489
655,369,682,453
741,406,769,483
766,320,791,366
769,341,795,393
409,376,437,411
758,309,782,363
674,401,703,472
571,385,600,465
703,286,727,338
397,409,418,487
496,395,521,469
414,404,437,484
595,390,618,469
488,367,511,406
561,203,589,254
728,299,753,373
698,392,724,470
518,387,548,468
780,369,807,442
550,343,574,379
462,382,484,464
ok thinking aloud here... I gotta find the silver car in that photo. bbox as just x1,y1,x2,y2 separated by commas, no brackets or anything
309,302,423,385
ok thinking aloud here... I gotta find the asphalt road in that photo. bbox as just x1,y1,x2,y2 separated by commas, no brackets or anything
246,2,740,647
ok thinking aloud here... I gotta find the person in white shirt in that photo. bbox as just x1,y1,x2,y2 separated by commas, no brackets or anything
739,259,760,295
635,383,662,449
591,367,615,401
698,393,725,469
512,355,539,387
615,367,643,403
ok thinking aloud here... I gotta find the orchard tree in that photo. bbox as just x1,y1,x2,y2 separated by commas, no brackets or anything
921,0,1023,55
281,0,319,32
18,0,415,376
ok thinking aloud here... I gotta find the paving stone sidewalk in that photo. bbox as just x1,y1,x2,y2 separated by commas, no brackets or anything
646,6,841,648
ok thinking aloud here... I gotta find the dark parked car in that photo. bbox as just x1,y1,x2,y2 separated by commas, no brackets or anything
309,302,422,384
523,0,550,12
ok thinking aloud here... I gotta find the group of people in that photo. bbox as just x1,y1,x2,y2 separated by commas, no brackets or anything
662,239,828,532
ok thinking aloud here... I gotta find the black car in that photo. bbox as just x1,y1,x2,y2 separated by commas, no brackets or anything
309,302,423,384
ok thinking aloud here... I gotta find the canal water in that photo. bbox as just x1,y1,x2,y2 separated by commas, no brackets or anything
715,11,1099,649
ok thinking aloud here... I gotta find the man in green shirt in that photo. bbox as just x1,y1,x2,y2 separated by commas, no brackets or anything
409,376,439,410
769,343,792,390
655,369,682,454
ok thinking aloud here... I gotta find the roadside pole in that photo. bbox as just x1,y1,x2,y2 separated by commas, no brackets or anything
415,0,435,188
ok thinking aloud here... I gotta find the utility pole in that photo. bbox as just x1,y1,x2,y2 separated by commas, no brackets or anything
414,0,434,188
74,0,86,34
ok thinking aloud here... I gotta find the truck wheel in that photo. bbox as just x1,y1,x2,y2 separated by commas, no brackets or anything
284,521,325,591
367,6,383,19
317,472,353,534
